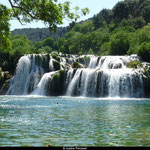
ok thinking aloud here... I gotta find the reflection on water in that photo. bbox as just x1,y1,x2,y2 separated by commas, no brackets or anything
0,96,150,146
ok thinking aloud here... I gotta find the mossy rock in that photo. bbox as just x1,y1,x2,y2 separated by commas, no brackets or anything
0,79,10,95
51,53,60,62
127,61,143,69
52,73,60,85
4,71,11,80
144,65,150,78
42,54,50,72
59,69,65,76
49,70,66,96
46,53,50,57
77,56,90,66
84,56,90,64
46,73,60,96
53,60,61,71
72,62,84,69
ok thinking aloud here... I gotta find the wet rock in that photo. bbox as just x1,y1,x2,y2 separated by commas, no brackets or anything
0,79,10,95
53,60,61,71
72,62,84,69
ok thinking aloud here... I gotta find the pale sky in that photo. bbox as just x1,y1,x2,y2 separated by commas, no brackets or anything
0,0,122,31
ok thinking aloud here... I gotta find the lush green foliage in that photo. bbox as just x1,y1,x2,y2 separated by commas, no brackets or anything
51,53,60,62
0,5,11,51
72,62,84,69
138,42,150,62
1,0,89,52
76,56,90,66
127,61,143,69
8,0,89,31
11,35,34,55
11,27,69,42
109,30,130,55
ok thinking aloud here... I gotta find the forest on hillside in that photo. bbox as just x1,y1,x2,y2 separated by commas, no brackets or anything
1,0,150,75
11,27,69,43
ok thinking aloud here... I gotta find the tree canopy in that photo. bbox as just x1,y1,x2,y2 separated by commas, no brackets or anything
0,0,89,50
8,0,89,31
0,4,11,51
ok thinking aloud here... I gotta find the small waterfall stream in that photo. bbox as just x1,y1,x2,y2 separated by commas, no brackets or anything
7,54,145,98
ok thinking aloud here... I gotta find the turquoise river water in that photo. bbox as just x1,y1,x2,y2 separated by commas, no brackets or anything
0,95,150,147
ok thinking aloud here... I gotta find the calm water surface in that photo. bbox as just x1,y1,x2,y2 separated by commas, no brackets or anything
0,96,150,147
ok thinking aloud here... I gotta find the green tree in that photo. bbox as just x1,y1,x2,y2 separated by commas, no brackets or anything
112,1,129,21
138,42,150,62
120,17,146,29
0,5,11,51
109,32,129,55
0,0,89,51
65,31,83,54
8,0,89,31
0,5,12,71
80,20,94,33
37,46,52,54
34,41,43,50
56,37,67,53
42,37,54,47
138,24,150,44
11,34,33,56
88,48,94,55
93,9,112,29
141,5,150,23
99,42,110,56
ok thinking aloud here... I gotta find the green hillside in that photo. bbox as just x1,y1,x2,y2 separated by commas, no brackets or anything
11,27,69,43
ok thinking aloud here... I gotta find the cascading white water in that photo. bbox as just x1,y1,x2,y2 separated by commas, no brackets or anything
7,54,47,95
81,69,96,97
32,71,57,95
7,55,31,95
88,55,98,68
66,69,83,96
7,53,73,95
65,55,144,98
104,69,144,97
7,53,145,98
96,55,132,69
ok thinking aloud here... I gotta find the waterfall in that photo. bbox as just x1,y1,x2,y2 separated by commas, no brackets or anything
82,69,96,97
7,55,31,95
66,69,83,96
31,72,57,96
7,53,145,98
7,54,48,95
88,56,98,68
65,55,144,98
